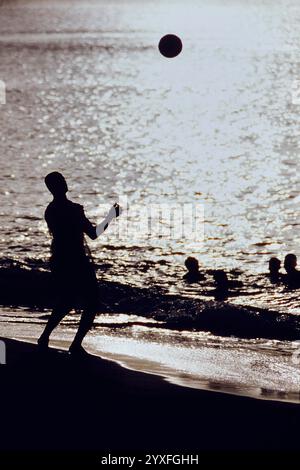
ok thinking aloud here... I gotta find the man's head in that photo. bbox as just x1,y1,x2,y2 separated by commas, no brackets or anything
45,172,68,197
268,257,281,274
284,253,297,273
184,257,199,273
213,269,228,286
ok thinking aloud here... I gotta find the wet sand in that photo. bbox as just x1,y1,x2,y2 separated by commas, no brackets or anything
1,337,300,461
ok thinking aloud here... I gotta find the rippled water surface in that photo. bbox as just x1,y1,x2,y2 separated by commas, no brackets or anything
1,0,300,313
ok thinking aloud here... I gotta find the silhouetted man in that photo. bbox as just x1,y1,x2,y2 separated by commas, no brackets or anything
212,269,243,301
268,257,282,284
283,253,300,288
38,172,120,354
183,257,205,283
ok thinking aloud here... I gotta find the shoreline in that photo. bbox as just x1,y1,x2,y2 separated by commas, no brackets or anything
87,348,300,405
53,336,300,405
1,337,300,453
2,314,300,405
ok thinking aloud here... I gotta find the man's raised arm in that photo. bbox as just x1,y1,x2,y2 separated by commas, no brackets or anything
82,203,121,240
96,203,121,237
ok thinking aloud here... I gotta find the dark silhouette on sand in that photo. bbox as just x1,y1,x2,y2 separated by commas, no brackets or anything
268,257,282,284
183,257,205,283
38,172,120,355
283,253,300,289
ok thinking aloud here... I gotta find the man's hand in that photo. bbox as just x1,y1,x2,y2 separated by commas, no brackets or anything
113,203,121,218
96,203,122,238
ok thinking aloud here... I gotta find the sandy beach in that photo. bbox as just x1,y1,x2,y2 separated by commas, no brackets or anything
1,336,300,461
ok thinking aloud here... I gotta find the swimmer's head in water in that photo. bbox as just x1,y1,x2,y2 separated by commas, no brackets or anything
284,253,297,273
269,257,281,274
184,257,199,273
45,172,68,197
213,270,228,285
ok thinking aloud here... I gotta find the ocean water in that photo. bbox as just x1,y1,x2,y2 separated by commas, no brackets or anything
1,0,300,399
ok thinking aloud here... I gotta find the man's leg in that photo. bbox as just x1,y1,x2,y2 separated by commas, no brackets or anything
69,308,96,354
38,307,70,348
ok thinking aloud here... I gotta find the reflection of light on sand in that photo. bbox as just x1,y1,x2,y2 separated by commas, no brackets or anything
85,326,300,403
2,310,300,403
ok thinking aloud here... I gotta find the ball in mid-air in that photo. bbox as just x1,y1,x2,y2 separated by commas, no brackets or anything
158,34,183,58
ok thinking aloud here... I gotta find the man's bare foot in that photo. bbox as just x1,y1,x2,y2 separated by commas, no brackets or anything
69,344,89,356
37,336,49,351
